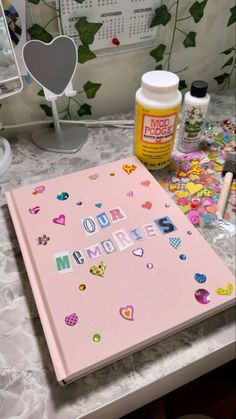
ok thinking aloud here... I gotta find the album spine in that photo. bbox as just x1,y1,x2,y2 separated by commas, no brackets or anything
5,191,68,382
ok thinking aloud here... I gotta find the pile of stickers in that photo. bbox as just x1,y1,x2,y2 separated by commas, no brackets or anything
158,119,236,226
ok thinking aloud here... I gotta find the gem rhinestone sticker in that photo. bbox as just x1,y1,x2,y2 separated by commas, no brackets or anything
90,261,106,277
37,235,50,245
141,180,151,187
195,289,211,304
57,192,69,201
141,201,152,210
119,305,134,321
194,273,207,283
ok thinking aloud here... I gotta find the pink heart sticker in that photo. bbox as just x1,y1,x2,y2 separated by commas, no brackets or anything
53,214,65,225
141,180,151,187
33,185,45,195
141,201,152,210
119,305,134,321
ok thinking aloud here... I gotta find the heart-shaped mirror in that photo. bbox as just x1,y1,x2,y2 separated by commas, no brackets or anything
23,36,77,95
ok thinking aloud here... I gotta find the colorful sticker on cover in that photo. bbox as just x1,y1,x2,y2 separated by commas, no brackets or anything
132,248,144,257
101,239,117,254
89,173,98,180
122,164,137,174
95,202,102,208
29,206,40,215
143,223,158,238
127,191,134,197
78,284,86,291
93,333,101,342
57,192,69,201
195,289,210,304
141,180,151,187
179,254,187,260
141,201,152,210
82,216,99,235
215,283,234,295
147,263,153,269
85,243,103,259
112,229,134,251
54,252,72,273
65,313,78,326
194,273,207,283
37,235,50,245
119,305,134,321
129,228,143,241
32,185,45,195
90,261,106,277
154,216,177,234
169,237,181,249
73,251,85,265
53,214,65,225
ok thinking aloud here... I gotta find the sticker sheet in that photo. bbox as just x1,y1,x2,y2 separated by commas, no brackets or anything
6,156,235,381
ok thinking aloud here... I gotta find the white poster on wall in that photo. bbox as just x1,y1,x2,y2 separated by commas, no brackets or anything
2,0,26,75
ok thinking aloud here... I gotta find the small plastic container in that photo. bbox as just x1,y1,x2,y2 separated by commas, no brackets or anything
176,80,210,153
133,70,182,170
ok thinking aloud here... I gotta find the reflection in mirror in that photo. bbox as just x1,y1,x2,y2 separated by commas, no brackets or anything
0,2,22,99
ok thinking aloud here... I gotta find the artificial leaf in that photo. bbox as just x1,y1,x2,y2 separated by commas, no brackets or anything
155,64,163,70
83,81,102,99
183,31,196,48
77,103,92,117
78,45,96,63
189,0,208,23
227,5,236,26
179,80,187,90
221,47,235,55
213,73,230,85
28,0,41,4
75,17,102,45
150,5,171,27
27,24,53,42
37,89,45,97
40,104,52,117
221,57,233,69
149,44,166,62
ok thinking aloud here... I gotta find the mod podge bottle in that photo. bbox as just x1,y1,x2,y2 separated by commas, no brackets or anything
134,70,182,170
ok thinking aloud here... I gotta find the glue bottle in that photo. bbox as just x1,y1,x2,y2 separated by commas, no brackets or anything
133,70,182,170
176,80,210,153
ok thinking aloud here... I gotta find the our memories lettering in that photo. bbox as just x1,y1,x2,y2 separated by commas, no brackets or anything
54,207,177,273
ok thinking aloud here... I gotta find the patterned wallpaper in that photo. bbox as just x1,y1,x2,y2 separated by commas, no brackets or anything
1,0,235,124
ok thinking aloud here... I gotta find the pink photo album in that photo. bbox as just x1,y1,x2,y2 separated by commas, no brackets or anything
6,156,235,385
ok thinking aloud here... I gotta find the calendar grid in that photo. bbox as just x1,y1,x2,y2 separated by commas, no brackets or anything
57,0,159,53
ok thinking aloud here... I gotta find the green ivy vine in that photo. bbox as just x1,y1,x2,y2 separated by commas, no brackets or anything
149,0,209,90
27,0,102,118
213,5,236,89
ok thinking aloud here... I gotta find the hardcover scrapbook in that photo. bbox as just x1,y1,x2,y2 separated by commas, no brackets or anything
6,156,235,385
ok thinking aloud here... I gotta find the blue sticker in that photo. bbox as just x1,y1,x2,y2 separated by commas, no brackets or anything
194,273,207,283
154,216,177,234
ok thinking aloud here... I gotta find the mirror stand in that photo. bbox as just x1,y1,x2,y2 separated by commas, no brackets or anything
32,98,88,153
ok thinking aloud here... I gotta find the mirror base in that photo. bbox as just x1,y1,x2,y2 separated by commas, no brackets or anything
32,125,88,153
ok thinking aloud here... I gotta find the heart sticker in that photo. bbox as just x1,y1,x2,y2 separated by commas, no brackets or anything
32,185,45,195
132,248,144,257
122,164,137,174
119,305,134,321
186,182,203,195
169,237,181,249
90,261,106,277
23,36,77,95
141,201,152,210
29,206,40,215
53,214,65,225
65,313,78,326
194,273,207,283
89,174,98,180
215,283,234,295
95,202,102,208
141,180,151,187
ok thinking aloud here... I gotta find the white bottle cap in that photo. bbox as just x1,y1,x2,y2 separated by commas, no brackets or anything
141,70,179,94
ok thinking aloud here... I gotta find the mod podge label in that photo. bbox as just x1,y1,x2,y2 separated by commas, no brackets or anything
134,103,180,170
